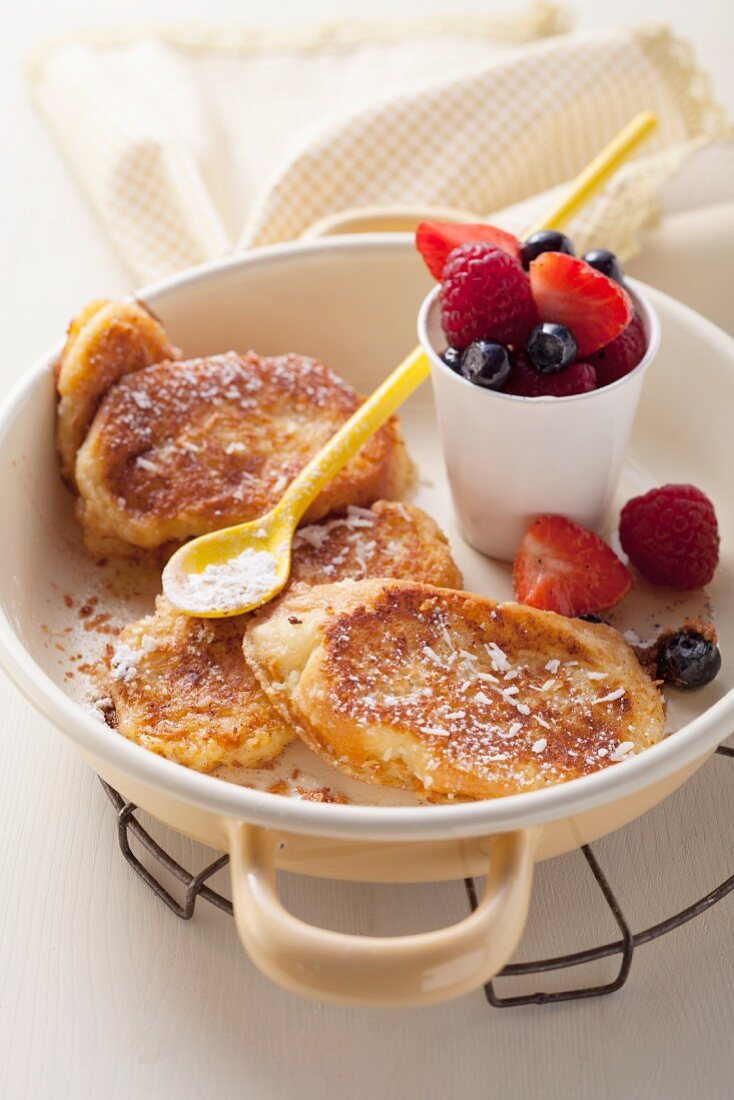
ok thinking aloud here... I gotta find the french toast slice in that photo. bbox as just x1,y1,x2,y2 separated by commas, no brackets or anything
74,349,414,557
108,503,462,774
243,579,665,800
56,299,179,485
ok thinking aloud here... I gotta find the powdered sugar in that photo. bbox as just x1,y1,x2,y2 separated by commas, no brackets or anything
176,547,279,613
110,643,142,682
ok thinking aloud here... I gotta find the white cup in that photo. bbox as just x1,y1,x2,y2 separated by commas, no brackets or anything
417,279,661,562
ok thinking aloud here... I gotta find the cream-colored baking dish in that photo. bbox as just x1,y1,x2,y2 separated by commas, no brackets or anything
0,235,732,1007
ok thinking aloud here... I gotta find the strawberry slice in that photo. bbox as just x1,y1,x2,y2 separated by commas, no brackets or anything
513,515,632,617
529,253,633,356
416,221,521,280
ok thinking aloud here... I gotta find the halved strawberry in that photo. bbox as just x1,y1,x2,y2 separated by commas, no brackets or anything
416,221,522,280
529,253,633,357
513,515,632,617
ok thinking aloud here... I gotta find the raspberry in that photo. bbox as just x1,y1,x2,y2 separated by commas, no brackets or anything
588,313,647,387
504,353,597,397
440,243,538,350
619,484,719,589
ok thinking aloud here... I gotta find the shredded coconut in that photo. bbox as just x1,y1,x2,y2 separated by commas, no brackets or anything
175,547,279,613
420,726,449,739
422,645,444,666
532,738,548,754
545,659,560,673
485,642,511,672
593,688,626,705
611,741,635,761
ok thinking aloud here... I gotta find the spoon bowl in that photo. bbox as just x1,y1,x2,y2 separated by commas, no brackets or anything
163,511,293,618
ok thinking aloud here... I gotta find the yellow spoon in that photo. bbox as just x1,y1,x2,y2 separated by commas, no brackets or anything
163,110,656,617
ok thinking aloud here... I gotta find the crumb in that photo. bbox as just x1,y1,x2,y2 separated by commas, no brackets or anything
633,618,717,678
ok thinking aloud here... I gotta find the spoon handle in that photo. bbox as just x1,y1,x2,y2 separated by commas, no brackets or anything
277,346,430,525
522,110,657,237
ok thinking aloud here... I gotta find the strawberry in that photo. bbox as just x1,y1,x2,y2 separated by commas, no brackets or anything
440,243,538,349
513,515,632,616
416,221,522,280
529,253,633,356
505,352,597,397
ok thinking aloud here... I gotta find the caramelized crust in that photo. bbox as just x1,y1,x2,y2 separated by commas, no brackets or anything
290,500,462,589
75,351,413,556
56,299,178,484
243,579,666,800
109,601,287,773
109,503,462,773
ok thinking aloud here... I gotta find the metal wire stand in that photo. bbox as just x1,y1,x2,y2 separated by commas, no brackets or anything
99,744,734,1007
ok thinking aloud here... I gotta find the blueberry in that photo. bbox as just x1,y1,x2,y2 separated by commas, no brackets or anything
583,248,624,284
442,345,462,372
656,630,722,689
526,323,577,374
459,340,511,390
521,230,574,269
579,613,607,624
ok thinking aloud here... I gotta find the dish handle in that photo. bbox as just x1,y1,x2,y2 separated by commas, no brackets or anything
226,822,536,1006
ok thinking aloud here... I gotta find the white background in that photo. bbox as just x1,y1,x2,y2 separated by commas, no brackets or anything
1,3,733,1098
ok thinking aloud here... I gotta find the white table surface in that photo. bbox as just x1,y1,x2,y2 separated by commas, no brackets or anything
1,2,733,1098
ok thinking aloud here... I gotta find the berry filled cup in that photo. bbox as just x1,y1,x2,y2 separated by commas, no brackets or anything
415,222,661,562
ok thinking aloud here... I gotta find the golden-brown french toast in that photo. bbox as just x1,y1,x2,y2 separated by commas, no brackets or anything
56,299,178,484
75,350,414,558
243,579,665,800
109,503,462,773
109,599,290,773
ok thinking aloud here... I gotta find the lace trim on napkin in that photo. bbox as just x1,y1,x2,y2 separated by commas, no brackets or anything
26,4,570,82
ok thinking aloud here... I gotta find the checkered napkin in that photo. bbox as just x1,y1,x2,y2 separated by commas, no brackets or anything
28,8,732,283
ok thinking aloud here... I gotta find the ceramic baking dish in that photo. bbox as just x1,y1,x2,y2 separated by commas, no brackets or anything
0,235,732,1006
